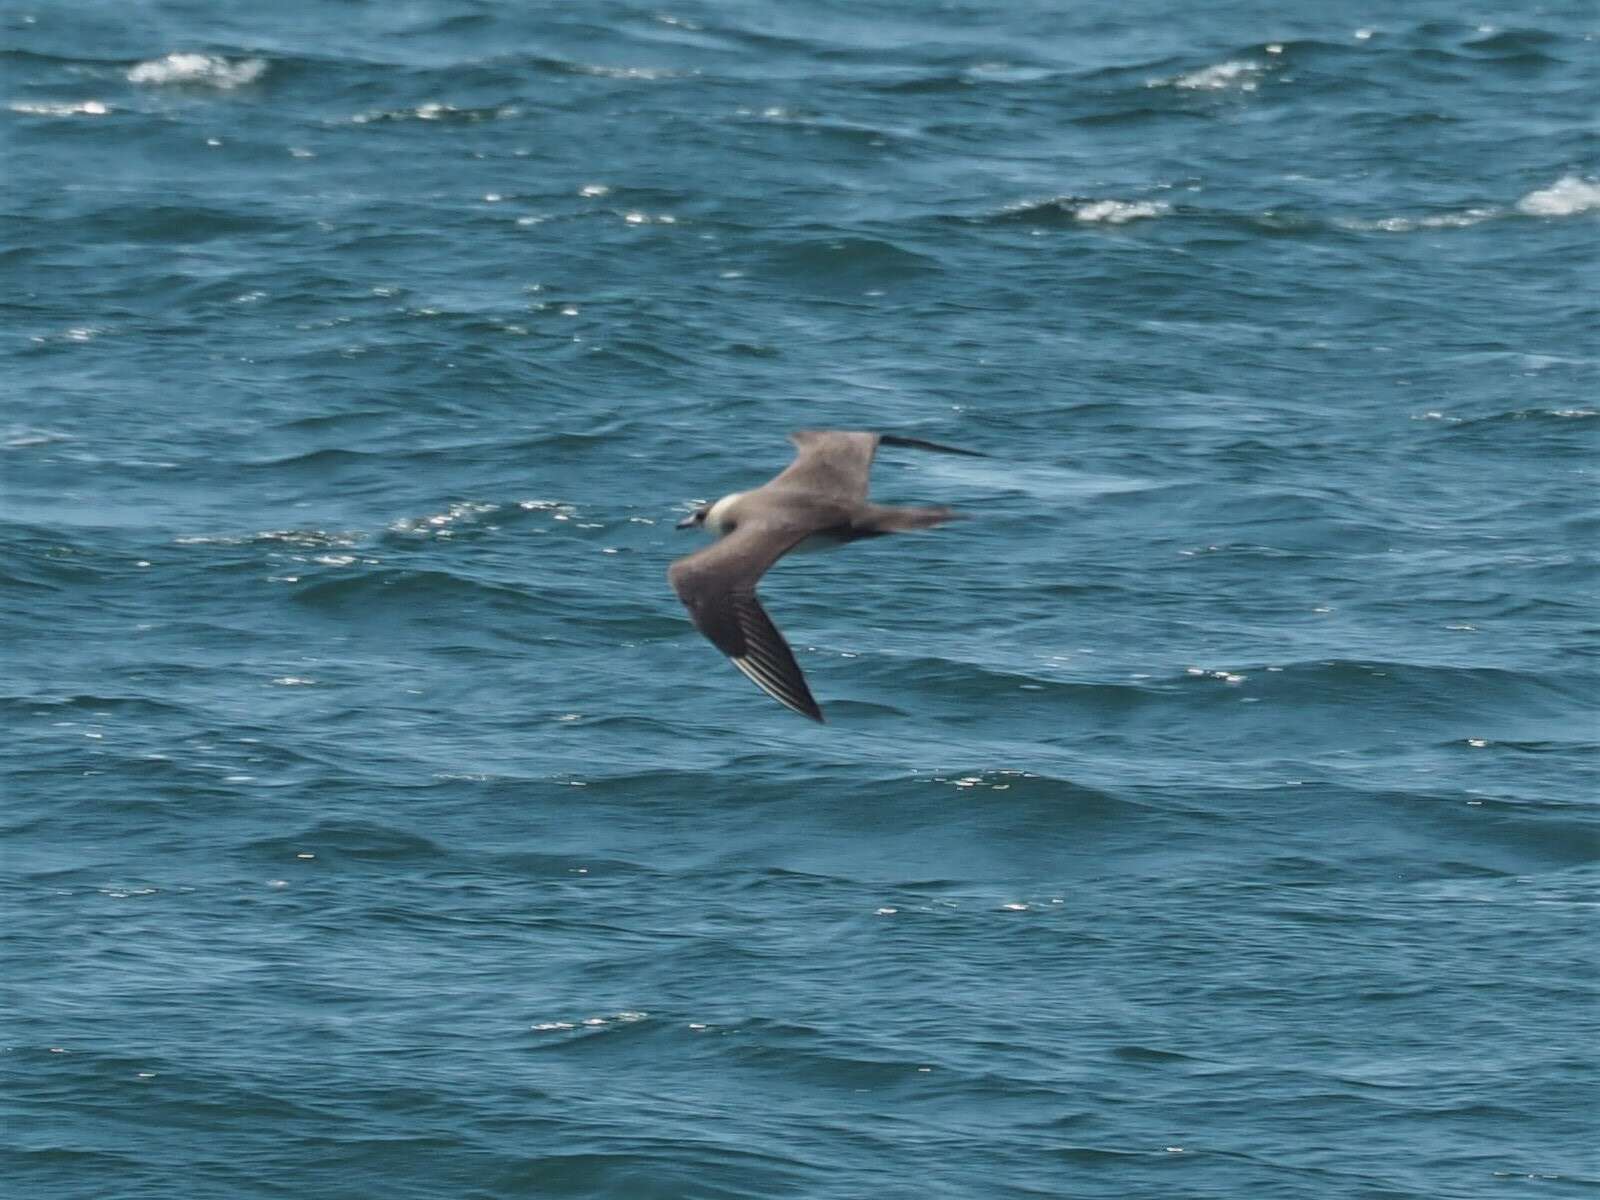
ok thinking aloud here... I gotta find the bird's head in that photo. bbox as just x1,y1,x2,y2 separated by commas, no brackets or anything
677,493,743,535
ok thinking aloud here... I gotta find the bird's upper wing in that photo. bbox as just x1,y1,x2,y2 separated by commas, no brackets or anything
767,430,986,502
768,430,881,503
668,522,824,722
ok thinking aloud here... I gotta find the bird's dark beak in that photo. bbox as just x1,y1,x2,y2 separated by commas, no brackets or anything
676,513,698,529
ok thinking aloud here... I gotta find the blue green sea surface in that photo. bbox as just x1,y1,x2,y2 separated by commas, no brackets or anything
4,2,1597,1196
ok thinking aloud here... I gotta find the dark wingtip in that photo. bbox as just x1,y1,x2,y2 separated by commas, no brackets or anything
879,433,987,458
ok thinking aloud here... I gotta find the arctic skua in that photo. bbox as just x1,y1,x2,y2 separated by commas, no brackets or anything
669,430,982,723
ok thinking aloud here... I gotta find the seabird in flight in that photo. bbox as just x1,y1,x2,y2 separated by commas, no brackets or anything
668,430,982,722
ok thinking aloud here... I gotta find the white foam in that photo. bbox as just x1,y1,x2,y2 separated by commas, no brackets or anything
3,427,71,448
1075,199,1169,224
127,53,267,88
389,500,499,535
10,100,109,116
575,63,672,81
532,1011,645,1032
1338,208,1498,233
353,101,511,124
1418,209,1497,229
1517,176,1600,217
1158,60,1261,91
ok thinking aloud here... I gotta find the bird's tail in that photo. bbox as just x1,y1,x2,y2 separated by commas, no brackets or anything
854,503,964,533
878,433,986,458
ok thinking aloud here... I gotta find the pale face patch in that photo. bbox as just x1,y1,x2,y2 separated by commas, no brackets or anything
705,492,745,534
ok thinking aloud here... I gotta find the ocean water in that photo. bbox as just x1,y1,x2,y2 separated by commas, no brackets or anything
3,0,1598,1195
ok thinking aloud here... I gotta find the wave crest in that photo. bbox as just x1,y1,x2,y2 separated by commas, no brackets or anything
1151,60,1264,91
1074,199,1170,224
1517,175,1600,217
127,52,268,88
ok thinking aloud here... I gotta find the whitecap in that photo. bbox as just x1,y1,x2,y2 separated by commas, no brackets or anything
389,501,499,535
255,529,361,548
1418,209,1497,229
127,53,267,88
3,427,71,448
10,100,110,117
1155,61,1262,91
1074,199,1169,224
575,63,674,81
1516,176,1600,218
1337,208,1498,233
351,102,514,124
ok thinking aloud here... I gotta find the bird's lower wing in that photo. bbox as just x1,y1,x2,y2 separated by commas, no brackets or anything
668,524,824,722
720,590,824,722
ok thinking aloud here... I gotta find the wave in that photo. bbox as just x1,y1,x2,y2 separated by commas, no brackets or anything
1149,59,1265,91
758,235,942,292
349,101,522,125
2,426,72,449
823,653,1591,747
126,52,267,88
1072,199,1171,224
0,524,118,591
47,201,294,242
290,566,533,613
1517,175,1600,217
524,53,683,82
1324,177,1599,233
0,693,196,720
1463,27,1566,56
9,100,112,117
174,527,366,549
246,820,445,863
980,184,1593,238
990,195,1173,226
1335,208,1499,233
1422,405,1598,431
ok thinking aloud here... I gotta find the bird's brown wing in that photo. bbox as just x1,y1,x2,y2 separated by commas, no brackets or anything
767,430,986,502
667,522,824,722
768,431,881,503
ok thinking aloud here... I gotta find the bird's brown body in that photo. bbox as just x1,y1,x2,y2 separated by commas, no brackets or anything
668,430,979,722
